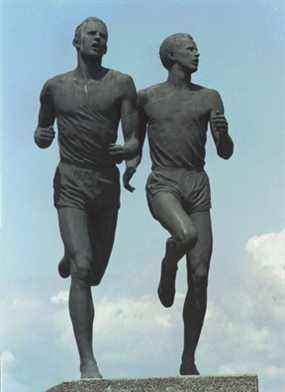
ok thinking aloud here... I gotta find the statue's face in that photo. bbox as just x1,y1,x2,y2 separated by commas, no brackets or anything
78,20,108,59
171,37,200,73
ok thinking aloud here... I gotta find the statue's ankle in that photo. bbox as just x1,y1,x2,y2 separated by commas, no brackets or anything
80,358,96,369
181,351,195,365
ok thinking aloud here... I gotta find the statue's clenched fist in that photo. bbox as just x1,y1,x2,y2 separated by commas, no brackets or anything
123,166,136,192
34,126,55,148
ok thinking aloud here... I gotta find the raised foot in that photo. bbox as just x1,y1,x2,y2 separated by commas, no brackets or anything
80,361,103,379
180,362,200,376
158,259,178,308
58,256,70,279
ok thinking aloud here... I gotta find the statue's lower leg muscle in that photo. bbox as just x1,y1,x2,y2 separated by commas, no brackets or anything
158,226,198,308
180,276,208,375
69,277,102,379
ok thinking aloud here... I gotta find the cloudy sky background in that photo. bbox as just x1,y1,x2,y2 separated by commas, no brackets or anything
1,0,285,391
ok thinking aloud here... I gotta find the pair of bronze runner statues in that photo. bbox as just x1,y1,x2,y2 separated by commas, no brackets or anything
34,17,234,379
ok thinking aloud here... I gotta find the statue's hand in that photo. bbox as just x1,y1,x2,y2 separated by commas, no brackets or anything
123,167,136,193
34,126,55,148
211,111,228,135
108,141,138,163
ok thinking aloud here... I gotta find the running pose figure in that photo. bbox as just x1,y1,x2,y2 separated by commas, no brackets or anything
34,17,138,379
124,33,234,375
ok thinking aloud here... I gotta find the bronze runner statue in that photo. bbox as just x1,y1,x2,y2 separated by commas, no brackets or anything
34,17,138,379
124,33,234,375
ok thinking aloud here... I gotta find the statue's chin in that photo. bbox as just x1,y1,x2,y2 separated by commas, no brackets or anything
81,51,104,62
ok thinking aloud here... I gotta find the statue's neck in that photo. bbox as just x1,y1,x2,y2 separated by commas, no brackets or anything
75,53,103,80
167,64,192,88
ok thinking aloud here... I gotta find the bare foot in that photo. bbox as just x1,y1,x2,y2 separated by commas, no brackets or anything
80,361,103,379
158,258,177,308
180,362,200,376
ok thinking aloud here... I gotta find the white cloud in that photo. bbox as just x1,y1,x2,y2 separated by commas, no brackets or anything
0,294,74,391
0,351,15,363
96,295,174,334
204,229,285,389
246,230,285,282
49,229,285,386
244,230,285,325
50,292,184,366
50,290,69,305
1,229,285,391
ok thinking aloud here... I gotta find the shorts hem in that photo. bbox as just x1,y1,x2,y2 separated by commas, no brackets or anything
54,204,86,211
187,206,212,214
54,202,121,211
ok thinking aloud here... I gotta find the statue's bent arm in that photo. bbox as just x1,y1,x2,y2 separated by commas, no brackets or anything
209,89,234,160
34,81,56,149
120,76,140,160
126,89,148,170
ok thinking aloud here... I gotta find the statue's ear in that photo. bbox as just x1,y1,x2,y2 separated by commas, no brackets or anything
72,37,80,50
169,51,175,60
103,44,108,54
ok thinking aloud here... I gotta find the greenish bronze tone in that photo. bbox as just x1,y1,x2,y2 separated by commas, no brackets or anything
125,33,234,375
35,17,139,379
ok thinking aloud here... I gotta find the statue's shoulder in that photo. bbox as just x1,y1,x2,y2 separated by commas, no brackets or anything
138,82,166,107
191,84,223,109
108,69,134,85
192,83,221,98
190,84,224,113
43,71,76,90
108,69,136,98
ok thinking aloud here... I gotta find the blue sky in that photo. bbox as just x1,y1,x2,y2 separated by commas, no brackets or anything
1,1,285,391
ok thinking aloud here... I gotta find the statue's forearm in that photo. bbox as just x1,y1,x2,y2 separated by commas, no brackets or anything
125,126,145,169
121,108,140,157
125,123,146,168
126,150,142,169
123,100,147,168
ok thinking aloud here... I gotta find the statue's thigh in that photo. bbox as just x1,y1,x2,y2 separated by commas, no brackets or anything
150,191,195,240
87,207,119,263
57,207,92,259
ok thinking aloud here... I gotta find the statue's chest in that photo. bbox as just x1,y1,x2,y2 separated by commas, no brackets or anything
145,91,209,124
53,80,120,116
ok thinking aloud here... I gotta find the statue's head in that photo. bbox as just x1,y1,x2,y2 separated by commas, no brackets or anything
159,33,199,73
73,17,108,59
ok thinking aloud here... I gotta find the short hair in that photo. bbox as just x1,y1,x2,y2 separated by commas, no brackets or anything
73,17,108,48
159,33,194,70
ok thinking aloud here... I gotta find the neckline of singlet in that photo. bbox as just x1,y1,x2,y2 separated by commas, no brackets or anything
72,69,112,84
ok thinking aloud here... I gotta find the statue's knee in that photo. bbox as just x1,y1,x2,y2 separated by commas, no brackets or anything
92,273,103,286
177,225,198,251
192,270,209,291
92,261,110,286
71,276,90,290
70,252,92,283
